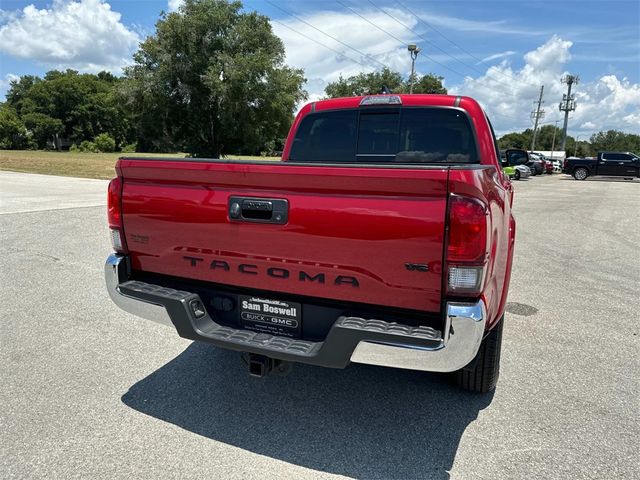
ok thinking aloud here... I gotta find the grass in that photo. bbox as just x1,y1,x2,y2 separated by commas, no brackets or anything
0,150,280,180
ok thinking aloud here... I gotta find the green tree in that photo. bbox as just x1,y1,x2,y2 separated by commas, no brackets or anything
573,141,591,157
4,75,41,116
411,73,447,94
531,125,563,150
5,70,133,148
590,130,640,153
0,104,30,149
324,68,446,97
325,68,404,97
122,0,306,157
498,132,529,150
563,135,575,156
21,112,63,149
94,133,116,152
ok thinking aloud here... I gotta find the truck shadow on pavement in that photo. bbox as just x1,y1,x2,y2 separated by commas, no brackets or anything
122,343,493,480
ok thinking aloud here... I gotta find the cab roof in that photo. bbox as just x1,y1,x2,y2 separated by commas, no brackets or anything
310,94,476,112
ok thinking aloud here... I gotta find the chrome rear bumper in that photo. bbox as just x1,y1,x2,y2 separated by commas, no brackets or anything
105,253,173,327
106,253,487,372
350,301,486,372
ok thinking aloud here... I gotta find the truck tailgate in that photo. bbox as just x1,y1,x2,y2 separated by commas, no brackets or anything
118,159,449,313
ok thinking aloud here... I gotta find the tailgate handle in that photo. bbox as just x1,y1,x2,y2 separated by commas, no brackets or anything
229,197,288,224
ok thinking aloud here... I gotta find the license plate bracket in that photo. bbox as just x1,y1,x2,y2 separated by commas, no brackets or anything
239,296,302,338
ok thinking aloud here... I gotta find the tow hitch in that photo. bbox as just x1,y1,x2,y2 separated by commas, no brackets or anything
244,353,293,377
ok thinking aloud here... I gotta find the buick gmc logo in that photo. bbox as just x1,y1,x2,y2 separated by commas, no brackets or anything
182,256,360,287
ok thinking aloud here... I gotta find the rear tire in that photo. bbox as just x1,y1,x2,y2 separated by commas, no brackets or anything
455,317,503,393
573,167,589,180
514,170,521,180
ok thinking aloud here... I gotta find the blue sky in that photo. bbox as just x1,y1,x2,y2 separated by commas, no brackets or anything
1,0,639,137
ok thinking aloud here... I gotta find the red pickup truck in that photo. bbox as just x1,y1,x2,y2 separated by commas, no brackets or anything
105,94,516,393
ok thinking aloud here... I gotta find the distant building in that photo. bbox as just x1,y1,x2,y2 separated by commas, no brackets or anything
533,150,566,160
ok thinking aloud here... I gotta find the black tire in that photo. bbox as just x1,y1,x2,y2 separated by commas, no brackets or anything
514,170,520,180
573,167,589,180
455,317,503,393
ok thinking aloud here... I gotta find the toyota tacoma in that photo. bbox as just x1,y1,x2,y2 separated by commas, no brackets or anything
105,94,516,393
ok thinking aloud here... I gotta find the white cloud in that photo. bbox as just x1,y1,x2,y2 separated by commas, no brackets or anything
0,9,18,23
416,10,547,36
524,36,573,69
450,35,640,137
478,51,516,64
168,0,183,12
0,0,140,73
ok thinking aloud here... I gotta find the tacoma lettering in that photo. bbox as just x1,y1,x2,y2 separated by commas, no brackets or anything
182,256,358,287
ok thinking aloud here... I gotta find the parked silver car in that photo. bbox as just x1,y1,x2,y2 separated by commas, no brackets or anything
514,164,532,180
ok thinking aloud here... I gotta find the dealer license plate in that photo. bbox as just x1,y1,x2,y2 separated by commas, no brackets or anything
239,296,302,338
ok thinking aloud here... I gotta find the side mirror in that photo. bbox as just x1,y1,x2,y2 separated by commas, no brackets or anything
505,149,529,166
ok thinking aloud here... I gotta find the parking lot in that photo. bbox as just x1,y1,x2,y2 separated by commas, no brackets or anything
1,171,638,480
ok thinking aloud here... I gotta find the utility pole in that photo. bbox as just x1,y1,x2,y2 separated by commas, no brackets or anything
407,44,421,94
550,120,560,160
530,85,545,151
559,74,579,152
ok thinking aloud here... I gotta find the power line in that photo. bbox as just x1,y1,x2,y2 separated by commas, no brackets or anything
364,0,471,80
270,19,375,70
395,0,521,83
368,0,539,117
337,0,524,120
368,0,520,92
339,0,481,87
265,0,391,71
264,0,524,123
389,0,488,77
268,0,516,100
336,0,407,45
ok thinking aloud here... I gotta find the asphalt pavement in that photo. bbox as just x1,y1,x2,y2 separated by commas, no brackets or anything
1,170,638,479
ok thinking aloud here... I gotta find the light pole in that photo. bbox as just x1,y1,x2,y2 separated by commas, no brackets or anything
408,44,421,94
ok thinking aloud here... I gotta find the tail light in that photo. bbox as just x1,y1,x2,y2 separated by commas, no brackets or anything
107,177,127,253
446,194,488,296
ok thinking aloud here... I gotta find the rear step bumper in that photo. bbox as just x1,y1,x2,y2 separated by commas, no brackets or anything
106,254,486,372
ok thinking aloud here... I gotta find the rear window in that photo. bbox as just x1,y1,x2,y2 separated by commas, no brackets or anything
289,107,478,164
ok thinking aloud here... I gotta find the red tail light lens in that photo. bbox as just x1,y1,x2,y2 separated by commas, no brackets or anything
107,177,126,253
107,177,122,228
447,194,488,264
